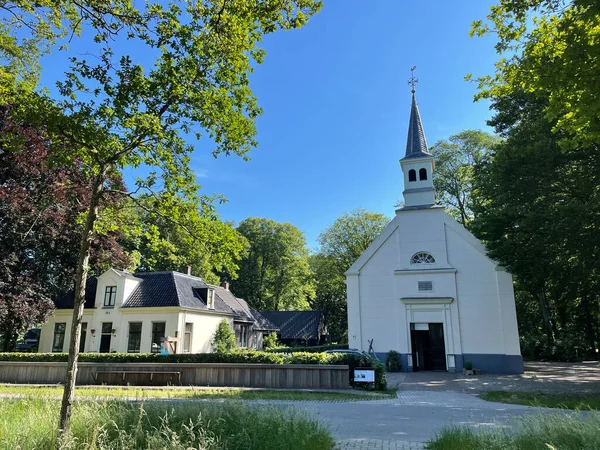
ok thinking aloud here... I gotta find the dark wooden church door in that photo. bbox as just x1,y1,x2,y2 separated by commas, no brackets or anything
411,323,446,371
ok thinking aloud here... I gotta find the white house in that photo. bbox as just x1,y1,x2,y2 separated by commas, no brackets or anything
346,92,523,374
38,269,277,354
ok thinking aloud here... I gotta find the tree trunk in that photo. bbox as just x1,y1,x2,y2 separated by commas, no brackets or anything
58,169,106,436
535,288,556,344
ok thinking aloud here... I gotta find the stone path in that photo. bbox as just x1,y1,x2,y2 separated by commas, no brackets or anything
387,361,600,394
291,390,536,450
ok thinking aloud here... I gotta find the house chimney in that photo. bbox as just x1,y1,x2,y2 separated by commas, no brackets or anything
186,265,192,276
220,281,229,290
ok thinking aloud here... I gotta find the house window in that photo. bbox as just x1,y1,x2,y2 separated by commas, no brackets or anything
104,286,117,307
80,322,87,353
418,281,434,292
239,324,249,347
408,169,417,182
128,322,142,353
419,168,428,180
410,252,436,264
207,289,214,309
151,322,166,353
52,323,66,352
184,323,193,353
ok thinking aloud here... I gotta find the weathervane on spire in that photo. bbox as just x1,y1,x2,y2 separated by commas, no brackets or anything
408,66,418,94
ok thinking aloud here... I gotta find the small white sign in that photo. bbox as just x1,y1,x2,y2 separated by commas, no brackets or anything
354,368,375,383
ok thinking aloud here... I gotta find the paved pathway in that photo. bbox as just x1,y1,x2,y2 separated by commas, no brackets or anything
387,361,600,394
294,390,537,450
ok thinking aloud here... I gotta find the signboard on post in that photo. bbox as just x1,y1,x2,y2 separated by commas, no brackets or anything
353,367,375,383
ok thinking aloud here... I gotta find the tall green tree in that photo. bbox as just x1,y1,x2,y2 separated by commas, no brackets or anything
471,90,600,358
0,106,131,351
5,0,322,434
231,218,314,311
312,209,388,342
430,130,500,227
122,194,247,285
471,0,600,149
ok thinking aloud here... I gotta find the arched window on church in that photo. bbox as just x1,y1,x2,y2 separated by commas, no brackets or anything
408,169,416,182
410,252,436,264
419,168,427,181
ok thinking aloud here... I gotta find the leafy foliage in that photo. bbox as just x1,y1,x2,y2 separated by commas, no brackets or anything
263,332,279,349
0,106,130,351
471,91,600,359
471,1,600,150
231,218,314,311
430,130,500,227
122,194,247,284
212,320,237,353
4,0,322,431
385,350,401,372
265,343,348,353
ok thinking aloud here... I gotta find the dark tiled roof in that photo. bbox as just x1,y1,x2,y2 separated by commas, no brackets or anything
260,311,323,340
53,271,272,326
403,94,431,160
249,308,279,331
210,285,254,321
123,272,230,313
54,277,97,309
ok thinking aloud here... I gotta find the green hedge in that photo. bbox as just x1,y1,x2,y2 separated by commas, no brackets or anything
0,350,387,390
264,344,349,354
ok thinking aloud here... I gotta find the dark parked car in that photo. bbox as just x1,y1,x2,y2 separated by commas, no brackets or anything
15,328,40,352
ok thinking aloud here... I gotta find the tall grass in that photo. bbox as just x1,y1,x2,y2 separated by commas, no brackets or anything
428,412,600,450
0,398,335,449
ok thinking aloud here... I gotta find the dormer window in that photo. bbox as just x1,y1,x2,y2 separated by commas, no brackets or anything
104,286,117,307
410,252,435,264
207,289,215,309
419,168,427,180
408,169,417,182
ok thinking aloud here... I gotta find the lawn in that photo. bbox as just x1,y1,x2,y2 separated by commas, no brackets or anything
480,391,600,410
0,398,335,449
427,413,600,450
0,384,392,401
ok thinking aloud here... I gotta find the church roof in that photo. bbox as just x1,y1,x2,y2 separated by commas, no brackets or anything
403,94,431,160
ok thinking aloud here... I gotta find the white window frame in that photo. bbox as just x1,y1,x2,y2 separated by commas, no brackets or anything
184,322,193,353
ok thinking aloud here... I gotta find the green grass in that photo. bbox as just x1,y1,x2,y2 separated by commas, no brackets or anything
427,413,600,450
0,384,392,401
0,398,335,449
480,391,600,410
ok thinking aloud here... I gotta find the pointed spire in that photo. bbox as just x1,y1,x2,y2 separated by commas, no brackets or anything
403,67,431,159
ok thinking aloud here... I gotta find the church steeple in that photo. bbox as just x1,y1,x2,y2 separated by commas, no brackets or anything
404,93,431,159
399,67,436,209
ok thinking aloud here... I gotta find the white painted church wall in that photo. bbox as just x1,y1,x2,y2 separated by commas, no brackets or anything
357,228,401,353
445,223,508,355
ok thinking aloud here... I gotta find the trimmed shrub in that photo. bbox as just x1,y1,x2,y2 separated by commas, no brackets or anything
263,332,279,349
265,343,348,354
212,319,236,353
385,350,401,372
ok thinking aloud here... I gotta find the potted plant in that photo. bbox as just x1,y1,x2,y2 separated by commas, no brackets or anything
385,350,402,372
463,361,474,376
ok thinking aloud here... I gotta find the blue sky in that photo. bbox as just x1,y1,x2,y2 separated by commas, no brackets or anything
40,1,500,250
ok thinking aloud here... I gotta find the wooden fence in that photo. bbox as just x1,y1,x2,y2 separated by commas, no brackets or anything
0,362,349,389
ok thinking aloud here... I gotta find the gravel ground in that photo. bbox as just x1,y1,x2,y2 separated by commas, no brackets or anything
387,361,600,394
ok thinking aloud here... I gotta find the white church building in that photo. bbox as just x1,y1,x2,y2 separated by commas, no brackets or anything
346,90,523,374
